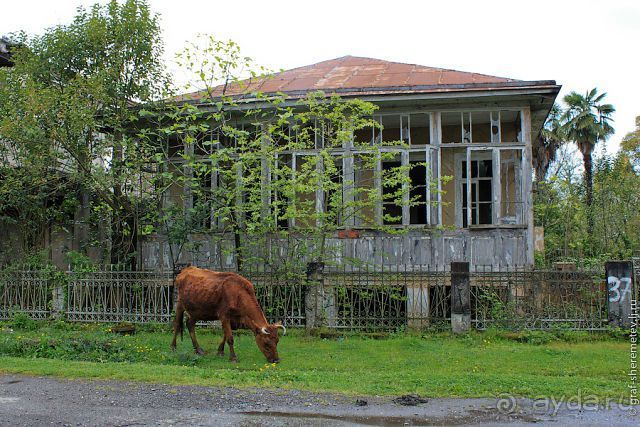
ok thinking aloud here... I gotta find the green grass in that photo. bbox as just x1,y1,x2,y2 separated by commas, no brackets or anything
0,321,632,400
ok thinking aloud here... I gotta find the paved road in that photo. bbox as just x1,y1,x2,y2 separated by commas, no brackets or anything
0,374,636,426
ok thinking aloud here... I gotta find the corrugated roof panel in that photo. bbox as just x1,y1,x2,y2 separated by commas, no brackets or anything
173,55,556,102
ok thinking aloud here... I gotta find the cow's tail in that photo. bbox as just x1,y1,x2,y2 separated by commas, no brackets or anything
178,311,184,342
174,301,185,342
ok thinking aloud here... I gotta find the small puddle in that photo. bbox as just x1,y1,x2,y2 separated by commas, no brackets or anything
242,409,542,426
242,411,432,426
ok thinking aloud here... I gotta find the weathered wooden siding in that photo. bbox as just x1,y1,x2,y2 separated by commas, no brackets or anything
139,228,529,271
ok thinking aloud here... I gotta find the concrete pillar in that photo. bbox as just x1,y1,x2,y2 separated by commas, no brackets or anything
451,261,471,333
407,283,429,329
305,262,322,329
305,262,335,329
51,281,66,320
606,261,635,328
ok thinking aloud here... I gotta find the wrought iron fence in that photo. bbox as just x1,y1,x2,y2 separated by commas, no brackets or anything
245,268,307,327
470,267,607,330
66,268,174,323
0,264,613,331
0,267,51,320
321,265,449,330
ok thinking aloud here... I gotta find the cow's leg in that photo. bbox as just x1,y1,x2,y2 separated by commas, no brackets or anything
186,314,205,355
170,300,185,351
216,334,226,357
221,319,237,362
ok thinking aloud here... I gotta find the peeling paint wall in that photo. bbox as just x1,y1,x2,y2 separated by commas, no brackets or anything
139,228,529,271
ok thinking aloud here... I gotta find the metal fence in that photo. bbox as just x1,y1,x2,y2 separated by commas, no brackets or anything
0,264,613,331
66,268,174,323
0,268,51,320
321,265,449,330
249,269,307,327
470,268,606,330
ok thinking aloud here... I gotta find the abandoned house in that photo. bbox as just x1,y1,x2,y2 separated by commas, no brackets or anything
140,56,560,270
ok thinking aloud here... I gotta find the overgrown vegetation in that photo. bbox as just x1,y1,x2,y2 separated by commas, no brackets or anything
534,93,639,265
1,0,637,269
0,321,631,400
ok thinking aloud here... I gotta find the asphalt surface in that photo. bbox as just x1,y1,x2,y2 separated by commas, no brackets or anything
0,374,637,426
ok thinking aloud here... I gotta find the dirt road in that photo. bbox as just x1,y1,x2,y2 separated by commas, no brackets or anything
0,374,636,426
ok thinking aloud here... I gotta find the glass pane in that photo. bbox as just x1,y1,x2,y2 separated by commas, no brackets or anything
478,179,492,202
479,159,493,177
462,182,468,208
478,202,492,224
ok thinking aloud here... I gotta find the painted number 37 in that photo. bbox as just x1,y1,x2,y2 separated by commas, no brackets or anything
607,276,632,303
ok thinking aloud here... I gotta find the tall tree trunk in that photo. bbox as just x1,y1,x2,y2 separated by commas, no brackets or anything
110,133,136,268
582,149,594,234
111,136,125,266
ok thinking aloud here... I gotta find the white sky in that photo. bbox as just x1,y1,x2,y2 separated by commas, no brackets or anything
2,0,639,153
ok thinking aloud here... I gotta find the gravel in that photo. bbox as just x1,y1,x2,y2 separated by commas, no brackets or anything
0,374,636,426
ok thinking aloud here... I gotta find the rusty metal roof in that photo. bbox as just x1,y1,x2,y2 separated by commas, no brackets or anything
176,55,556,102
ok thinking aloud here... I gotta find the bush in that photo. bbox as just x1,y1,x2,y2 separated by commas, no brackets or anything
10,312,37,331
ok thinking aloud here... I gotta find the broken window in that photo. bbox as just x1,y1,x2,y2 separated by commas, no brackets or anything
499,149,523,223
273,153,293,229
408,113,431,145
499,110,523,143
409,151,428,225
191,166,214,230
441,112,467,143
382,155,403,225
380,115,402,145
293,154,319,228
353,153,376,227
441,111,523,144
290,120,316,150
325,155,344,226
460,154,493,227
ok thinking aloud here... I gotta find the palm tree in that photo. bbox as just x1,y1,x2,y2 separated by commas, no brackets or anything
561,88,615,231
533,103,565,181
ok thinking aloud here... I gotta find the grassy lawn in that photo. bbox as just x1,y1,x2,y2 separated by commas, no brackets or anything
0,319,632,401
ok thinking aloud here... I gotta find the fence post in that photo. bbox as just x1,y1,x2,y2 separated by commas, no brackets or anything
51,281,66,319
606,261,635,328
305,262,328,329
451,261,471,334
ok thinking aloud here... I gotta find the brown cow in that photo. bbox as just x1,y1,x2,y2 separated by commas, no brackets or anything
170,266,285,363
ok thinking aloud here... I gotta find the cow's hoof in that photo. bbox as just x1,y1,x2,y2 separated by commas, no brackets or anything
170,345,176,352
229,357,238,363
195,348,206,356
217,351,225,357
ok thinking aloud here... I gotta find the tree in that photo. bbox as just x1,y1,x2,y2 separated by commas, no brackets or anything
0,0,170,266
621,115,640,171
138,37,424,270
561,88,615,232
533,103,564,181
591,153,640,257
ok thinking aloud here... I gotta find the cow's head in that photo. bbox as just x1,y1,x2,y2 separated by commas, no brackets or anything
255,323,286,363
